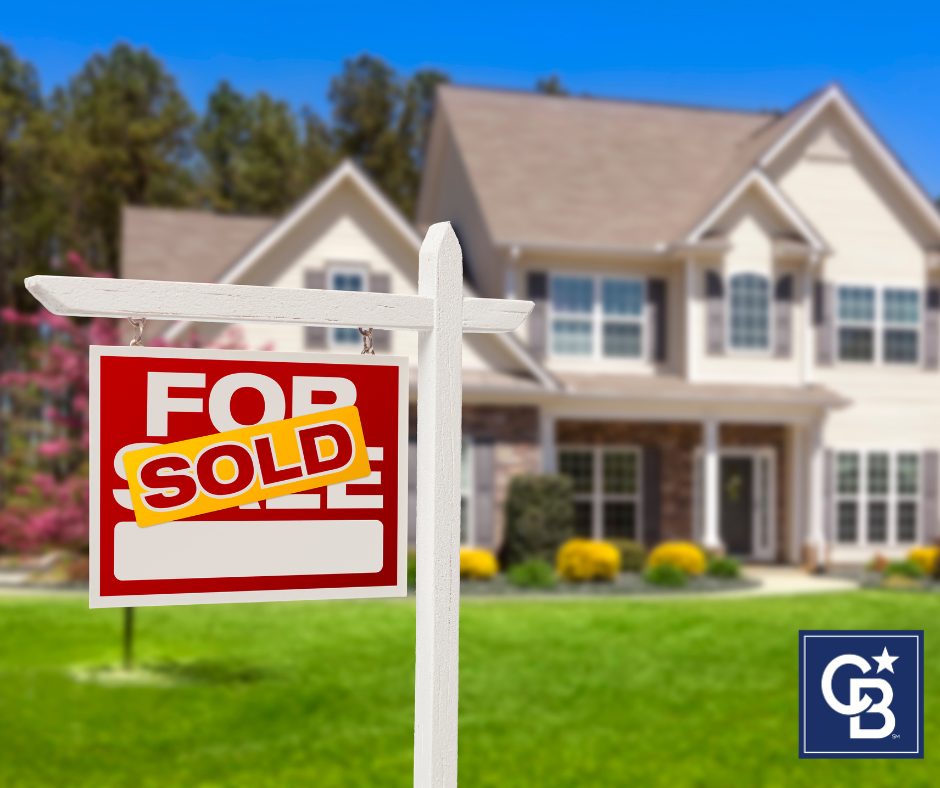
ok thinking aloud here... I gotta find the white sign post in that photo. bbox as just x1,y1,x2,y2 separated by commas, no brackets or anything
26,221,532,788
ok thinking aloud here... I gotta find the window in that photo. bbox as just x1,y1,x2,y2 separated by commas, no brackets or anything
460,438,473,545
329,268,366,346
883,288,920,363
728,273,770,350
558,446,642,540
550,275,645,359
836,286,920,364
834,451,920,546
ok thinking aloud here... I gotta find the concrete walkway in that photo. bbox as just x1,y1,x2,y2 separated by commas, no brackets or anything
740,565,859,597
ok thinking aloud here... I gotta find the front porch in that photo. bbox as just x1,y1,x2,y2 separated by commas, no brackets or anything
542,415,826,564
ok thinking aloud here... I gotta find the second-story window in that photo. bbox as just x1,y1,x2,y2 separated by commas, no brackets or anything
836,285,920,364
728,273,770,351
550,274,645,359
329,268,366,347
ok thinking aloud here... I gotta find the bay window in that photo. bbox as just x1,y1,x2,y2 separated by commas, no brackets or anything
550,275,645,359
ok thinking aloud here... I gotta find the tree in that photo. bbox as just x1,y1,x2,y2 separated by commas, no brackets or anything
236,93,302,214
330,55,449,217
196,80,250,213
535,74,569,96
0,44,58,311
51,43,196,272
298,107,336,194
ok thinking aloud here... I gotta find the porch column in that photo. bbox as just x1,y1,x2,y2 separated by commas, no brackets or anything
702,418,722,551
540,411,557,473
807,418,826,569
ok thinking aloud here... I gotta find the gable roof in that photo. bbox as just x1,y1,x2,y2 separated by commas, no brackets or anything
435,85,783,249
121,206,275,282
150,159,557,390
434,83,940,252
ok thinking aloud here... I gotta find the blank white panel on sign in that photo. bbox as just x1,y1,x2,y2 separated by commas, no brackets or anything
114,520,383,580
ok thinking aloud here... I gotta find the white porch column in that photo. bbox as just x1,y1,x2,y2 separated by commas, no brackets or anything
540,411,557,473
807,418,826,568
702,418,722,551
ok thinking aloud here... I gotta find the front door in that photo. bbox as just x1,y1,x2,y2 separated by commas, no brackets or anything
720,457,753,556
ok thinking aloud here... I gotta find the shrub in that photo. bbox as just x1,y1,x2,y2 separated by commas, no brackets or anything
644,564,688,587
460,547,499,580
608,539,646,573
407,548,417,588
507,559,557,589
907,546,939,576
883,559,924,579
556,539,621,582
866,554,889,573
647,541,707,576
502,475,575,567
707,555,741,579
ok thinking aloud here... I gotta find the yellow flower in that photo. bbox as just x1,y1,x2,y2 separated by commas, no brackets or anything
908,546,939,576
556,539,621,582
646,541,707,576
459,547,499,580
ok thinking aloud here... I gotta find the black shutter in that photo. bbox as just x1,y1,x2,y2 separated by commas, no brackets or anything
369,272,392,352
705,270,725,356
647,278,668,363
303,270,327,348
774,274,794,358
815,281,835,365
408,439,417,545
925,288,939,370
473,438,496,548
924,451,939,543
642,445,661,546
526,272,548,359
823,450,834,545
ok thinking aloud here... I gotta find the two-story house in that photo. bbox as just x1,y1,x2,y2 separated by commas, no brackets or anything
121,84,940,566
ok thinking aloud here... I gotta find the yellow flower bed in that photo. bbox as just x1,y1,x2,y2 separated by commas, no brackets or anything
908,546,939,576
459,547,499,580
556,539,621,582
646,541,707,576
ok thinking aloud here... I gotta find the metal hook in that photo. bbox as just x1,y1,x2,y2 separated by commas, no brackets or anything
358,327,374,355
128,317,146,347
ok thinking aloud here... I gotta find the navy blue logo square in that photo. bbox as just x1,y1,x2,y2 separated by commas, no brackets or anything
799,630,923,758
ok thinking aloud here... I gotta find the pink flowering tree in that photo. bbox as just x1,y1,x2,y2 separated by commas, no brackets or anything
0,253,249,556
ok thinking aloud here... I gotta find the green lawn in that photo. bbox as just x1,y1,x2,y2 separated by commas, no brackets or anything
0,591,935,787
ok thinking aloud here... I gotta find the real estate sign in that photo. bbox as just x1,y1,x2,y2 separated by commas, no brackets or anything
89,346,408,608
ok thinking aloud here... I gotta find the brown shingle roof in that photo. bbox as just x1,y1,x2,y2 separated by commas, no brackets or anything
437,85,811,249
121,206,275,282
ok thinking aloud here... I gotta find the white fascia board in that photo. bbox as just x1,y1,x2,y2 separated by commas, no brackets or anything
759,85,940,240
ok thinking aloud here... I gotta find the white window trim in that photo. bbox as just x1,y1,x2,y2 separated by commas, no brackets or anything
461,437,474,546
558,444,643,542
725,271,774,356
327,263,370,349
835,283,922,367
547,273,647,362
833,450,921,548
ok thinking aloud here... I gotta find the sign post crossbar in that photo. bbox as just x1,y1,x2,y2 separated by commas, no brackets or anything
25,221,532,788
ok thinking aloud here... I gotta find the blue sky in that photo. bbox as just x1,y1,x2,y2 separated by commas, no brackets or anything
6,2,940,196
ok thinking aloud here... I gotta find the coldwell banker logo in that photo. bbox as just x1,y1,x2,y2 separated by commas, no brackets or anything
799,631,924,758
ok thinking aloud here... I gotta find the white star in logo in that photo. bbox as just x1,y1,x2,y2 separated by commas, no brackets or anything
872,646,899,674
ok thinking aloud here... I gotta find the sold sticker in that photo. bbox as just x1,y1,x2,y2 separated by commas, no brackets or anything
124,405,371,527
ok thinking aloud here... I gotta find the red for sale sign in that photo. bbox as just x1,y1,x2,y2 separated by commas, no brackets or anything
89,346,408,607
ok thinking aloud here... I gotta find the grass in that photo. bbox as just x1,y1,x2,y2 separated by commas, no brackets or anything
0,591,936,786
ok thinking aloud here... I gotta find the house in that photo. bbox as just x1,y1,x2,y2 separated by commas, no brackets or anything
121,84,940,566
